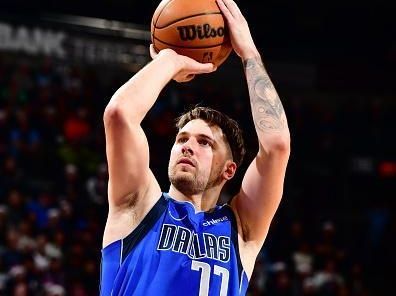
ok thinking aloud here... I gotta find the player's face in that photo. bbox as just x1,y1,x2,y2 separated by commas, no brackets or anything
168,119,230,195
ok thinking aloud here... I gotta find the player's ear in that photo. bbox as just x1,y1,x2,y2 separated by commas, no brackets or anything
223,160,237,180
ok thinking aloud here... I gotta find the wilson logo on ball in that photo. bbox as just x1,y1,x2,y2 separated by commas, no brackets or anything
176,24,225,41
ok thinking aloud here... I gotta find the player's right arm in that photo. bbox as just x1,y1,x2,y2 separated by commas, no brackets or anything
103,48,216,247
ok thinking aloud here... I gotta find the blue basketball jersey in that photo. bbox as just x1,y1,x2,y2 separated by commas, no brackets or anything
100,193,249,295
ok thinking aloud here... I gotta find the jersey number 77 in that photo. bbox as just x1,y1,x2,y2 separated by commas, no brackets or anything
191,260,230,296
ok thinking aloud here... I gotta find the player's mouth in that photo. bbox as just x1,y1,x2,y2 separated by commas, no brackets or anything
177,157,196,167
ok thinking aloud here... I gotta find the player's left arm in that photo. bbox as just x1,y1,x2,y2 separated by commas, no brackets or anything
217,0,291,245
233,56,290,245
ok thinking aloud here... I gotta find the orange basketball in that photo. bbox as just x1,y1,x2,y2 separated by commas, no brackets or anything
151,0,232,67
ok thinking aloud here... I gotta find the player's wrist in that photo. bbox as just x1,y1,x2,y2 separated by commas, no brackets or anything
240,47,261,61
156,49,184,75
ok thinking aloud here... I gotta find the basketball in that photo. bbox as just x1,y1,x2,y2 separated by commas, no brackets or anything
151,0,232,67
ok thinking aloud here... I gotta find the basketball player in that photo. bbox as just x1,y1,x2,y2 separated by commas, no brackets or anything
100,0,290,295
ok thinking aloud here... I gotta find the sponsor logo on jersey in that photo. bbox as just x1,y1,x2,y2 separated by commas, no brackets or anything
202,216,228,227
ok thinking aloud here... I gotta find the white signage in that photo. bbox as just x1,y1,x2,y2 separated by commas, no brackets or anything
0,22,149,67
0,23,66,57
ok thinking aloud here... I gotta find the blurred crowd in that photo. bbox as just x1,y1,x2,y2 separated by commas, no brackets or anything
0,53,394,295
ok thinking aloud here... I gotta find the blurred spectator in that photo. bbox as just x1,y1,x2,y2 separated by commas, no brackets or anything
85,163,108,206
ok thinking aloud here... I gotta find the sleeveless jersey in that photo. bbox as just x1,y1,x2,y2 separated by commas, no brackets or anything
100,193,249,295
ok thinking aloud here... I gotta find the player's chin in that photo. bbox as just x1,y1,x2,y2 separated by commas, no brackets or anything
173,162,196,171
170,175,203,196
173,170,194,180
170,169,194,180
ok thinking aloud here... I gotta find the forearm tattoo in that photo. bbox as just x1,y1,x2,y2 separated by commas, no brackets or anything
244,57,286,133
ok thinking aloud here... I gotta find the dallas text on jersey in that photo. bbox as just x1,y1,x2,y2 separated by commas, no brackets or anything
157,224,231,263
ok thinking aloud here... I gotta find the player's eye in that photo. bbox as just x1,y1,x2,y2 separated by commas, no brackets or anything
198,139,212,147
177,137,188,143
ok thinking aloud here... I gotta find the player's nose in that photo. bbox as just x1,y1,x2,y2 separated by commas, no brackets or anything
181,143,194,155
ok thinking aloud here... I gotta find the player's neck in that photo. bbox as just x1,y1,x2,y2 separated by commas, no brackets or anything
168,185,220,212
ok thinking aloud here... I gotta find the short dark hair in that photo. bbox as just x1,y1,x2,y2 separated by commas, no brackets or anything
176,106,245,167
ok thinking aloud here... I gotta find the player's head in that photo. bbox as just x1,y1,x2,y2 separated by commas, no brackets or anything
168,106,245,195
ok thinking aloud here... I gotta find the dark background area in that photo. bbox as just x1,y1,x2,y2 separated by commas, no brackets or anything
2,0,395,92
0,0,395,295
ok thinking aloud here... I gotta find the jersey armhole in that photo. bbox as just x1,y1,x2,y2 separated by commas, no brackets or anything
121,194,168,262
224,204,245,285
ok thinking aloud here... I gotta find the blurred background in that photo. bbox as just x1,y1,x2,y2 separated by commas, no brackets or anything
0,0,395,295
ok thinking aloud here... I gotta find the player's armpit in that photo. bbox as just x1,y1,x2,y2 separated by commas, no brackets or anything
231,145,290,246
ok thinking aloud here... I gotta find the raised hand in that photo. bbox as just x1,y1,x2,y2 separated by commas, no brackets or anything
149,45,216,83
216,0,260,60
